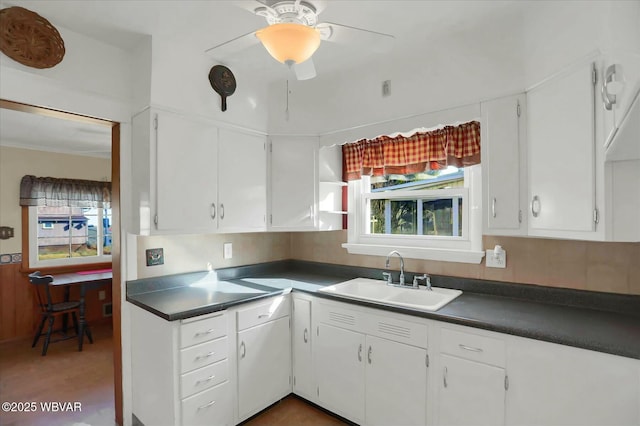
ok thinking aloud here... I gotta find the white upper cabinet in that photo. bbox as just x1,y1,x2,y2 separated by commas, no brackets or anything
268,136,318,231
527,62,598,238
132,107,218,235
481,94,527,235
217,128,267,233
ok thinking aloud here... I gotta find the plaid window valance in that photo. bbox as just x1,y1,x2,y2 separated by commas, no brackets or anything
19,175,112,208
342,121,481,181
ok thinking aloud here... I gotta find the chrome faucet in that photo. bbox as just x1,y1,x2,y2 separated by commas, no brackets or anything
384,250,405,286
413,273,433,291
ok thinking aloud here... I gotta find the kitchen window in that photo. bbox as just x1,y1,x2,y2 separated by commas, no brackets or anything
28,206,112,268
20,175,112,269
341,121,485,263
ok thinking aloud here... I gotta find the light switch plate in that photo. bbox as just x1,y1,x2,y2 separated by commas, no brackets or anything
146,248,164,266
486,249,506,268
223,242,233,259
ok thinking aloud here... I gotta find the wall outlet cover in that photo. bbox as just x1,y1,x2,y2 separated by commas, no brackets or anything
223,242,232,259
486,249,506,268
146,248,164,266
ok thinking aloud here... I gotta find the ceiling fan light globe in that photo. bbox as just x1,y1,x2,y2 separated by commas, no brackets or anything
256,23,320,65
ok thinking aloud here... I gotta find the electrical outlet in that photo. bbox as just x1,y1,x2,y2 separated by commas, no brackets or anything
486,248,506,268
98,290,106,301
146,248,164,266
223,242,233,259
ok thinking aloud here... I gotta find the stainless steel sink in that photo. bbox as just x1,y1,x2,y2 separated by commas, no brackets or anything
318,278,462,312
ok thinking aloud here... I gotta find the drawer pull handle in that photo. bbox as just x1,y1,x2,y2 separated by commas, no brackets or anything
258,314,270,319
443,366,448,388
303,328,308,343
459,344,483,353
195,351,216,361
195,375,216,385
194,328,216,337
197,400,216,411
240,341,246,359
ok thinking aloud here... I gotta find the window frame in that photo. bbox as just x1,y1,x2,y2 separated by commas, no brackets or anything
343,164,485,263
27,205,113,269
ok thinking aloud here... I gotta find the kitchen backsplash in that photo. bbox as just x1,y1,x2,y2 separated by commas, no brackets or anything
289,231,640,296
135,230,639,295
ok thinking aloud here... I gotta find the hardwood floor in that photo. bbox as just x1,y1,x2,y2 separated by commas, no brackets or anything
0,322,345,426
243,395,349,426
0,322,115,426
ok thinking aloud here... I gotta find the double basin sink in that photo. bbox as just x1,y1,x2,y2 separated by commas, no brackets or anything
318,277,462,312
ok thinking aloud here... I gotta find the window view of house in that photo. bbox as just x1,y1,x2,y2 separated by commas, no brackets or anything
36,206,112,260
368,167,464,237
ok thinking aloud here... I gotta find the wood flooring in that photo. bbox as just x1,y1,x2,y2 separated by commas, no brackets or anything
0,323,115,426
243,395,349,426
0,322,346,426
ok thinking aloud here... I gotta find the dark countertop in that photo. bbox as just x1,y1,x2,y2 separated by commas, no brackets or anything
126,260,640,360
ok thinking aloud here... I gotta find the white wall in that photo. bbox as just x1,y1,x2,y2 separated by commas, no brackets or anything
267,1,640,143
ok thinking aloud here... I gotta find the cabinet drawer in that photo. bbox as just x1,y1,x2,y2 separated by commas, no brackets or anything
440,327,505,367
237,296,290,331
180,337,227,374
181,314,227,349
181,381,232,426
180,359,228,399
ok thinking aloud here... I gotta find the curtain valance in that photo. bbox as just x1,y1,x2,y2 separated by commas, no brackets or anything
342,121,481,181
19,175,112,208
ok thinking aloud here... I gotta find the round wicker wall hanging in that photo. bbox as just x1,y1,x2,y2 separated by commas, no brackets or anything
0,6,65,69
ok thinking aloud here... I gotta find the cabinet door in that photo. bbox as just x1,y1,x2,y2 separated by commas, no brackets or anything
527,63,596,234
269,136,317,230
156,110,218,232
365,335,427,426
506,337,640,426
437,354,506,426
237,316,291,420
481,94,526,234
292,297,314,400
316,323,365,424
218,128,267,233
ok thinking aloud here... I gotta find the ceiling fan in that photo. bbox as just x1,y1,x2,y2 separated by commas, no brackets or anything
205,0,395,80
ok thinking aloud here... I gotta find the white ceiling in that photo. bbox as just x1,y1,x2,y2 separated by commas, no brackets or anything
0,0,535,155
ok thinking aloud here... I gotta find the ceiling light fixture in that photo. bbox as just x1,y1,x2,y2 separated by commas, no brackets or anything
256,23,320,66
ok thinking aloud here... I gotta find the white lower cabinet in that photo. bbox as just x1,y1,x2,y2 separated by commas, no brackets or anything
130,306,232,426
436,326,507,426
314,300,428,426
292,295,315,400
505,335,640,426
437,354,506,426
365,335,428,426
235,296,291,422
316,323,366,422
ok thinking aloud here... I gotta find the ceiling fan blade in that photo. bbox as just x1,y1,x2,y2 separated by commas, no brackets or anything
205,30,259,60
293,57,316,80
317,22,395,53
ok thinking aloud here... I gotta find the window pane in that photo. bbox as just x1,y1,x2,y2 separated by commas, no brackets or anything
369,200,418,235
37,206,98,260
422,198,463,236
103,208,112,255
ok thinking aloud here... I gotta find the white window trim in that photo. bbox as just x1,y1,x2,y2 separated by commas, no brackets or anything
342,165,485,263
29,206,112,268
